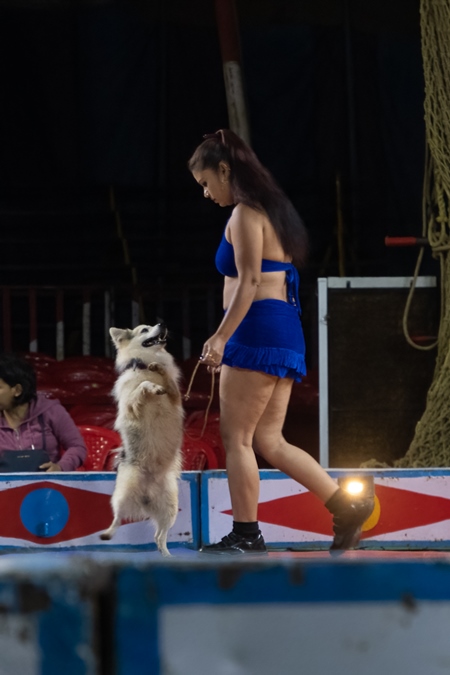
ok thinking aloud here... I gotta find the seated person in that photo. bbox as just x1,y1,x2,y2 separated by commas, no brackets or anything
0,354,87,471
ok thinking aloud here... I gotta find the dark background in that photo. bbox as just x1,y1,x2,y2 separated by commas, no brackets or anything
0,0,440,465
0,0,438,356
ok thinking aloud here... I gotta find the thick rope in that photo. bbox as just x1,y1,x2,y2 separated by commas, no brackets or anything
363,0,450,468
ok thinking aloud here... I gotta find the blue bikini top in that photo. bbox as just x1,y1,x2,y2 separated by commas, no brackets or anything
215,232,302,314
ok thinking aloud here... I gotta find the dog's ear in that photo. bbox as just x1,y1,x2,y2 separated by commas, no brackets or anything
109,327,131,348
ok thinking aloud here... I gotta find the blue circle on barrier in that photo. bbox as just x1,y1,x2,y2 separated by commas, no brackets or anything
20,489,69,538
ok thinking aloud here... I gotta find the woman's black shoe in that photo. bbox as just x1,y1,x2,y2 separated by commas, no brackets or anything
201,531,267,555
325,488,374,553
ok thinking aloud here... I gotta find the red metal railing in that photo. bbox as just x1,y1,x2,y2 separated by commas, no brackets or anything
1,284,221,360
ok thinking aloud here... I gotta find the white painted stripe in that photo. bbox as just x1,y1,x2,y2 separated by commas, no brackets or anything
161,603,450,675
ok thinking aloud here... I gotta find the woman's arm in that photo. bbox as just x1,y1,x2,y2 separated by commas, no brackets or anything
44,404,87,471
202,204,264,362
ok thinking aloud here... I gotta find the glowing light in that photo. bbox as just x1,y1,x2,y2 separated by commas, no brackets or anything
344,480,364,496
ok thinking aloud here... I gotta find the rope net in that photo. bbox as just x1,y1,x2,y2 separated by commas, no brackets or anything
364,0,450,468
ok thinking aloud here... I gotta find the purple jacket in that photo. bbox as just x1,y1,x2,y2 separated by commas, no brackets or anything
0,393,87,471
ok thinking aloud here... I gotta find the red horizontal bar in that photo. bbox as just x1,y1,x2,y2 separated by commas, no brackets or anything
385,236,428,247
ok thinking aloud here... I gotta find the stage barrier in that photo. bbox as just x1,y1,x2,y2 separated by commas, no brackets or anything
202,468,450,550
0,554,104,675
114,557,450,675
0,472,200,551
0,468,449,551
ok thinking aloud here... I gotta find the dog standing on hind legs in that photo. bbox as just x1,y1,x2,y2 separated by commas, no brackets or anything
100,323,184,556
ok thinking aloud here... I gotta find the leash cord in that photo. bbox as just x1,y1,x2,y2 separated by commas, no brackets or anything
183,361,216,436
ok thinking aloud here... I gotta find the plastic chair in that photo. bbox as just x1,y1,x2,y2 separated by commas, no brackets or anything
77,425,122,471
182,431,219,470
60,356,115,370
67,384,114,407
22,352,57,367
70,404,117,430
185,411,226,467
180,357,220,412
38,385,79,407
55,367,115,385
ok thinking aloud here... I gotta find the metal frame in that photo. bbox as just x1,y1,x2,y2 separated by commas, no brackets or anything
317,276,437,467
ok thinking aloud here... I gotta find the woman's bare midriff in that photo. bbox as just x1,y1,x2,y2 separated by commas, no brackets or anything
223,272,288,310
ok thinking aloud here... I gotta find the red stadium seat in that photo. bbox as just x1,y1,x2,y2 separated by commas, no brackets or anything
103,449,120,471
38,385,79,407
77,425,122,471
182,431,219,470
22,352,57,368
70,404,117,430
180,357,220,412
56,369,115,385
185,410,226,467
59,356,115,371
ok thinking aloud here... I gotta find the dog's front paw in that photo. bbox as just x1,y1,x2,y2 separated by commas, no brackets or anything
140,381,166,396
148,362,164,374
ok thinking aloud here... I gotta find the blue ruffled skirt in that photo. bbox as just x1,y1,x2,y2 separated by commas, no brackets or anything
222,299,306,382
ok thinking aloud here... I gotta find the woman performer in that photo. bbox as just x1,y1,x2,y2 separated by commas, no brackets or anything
188,129,373,554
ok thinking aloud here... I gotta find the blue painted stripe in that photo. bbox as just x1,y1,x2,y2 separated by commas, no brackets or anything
327,468,450,479
265,540,450,550
0,576,95,674
203,468,450,480
200,472,212,545
0,467,448,486
0,471,206,484
0,542,199,553
0,472,117,484
186,472,201,548
0,472,200,486
39,590,93,675
117,559,450,607
116,566,160,674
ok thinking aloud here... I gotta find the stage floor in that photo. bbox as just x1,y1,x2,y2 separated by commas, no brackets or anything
0,547,449,567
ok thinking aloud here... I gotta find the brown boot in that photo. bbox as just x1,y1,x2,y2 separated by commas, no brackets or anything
325,488,374,553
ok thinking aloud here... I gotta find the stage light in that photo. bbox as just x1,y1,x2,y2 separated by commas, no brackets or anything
338,475,375,500
344,480,364,496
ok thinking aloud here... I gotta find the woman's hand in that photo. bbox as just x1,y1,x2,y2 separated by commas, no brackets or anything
200,334,226,370
40,461,62,472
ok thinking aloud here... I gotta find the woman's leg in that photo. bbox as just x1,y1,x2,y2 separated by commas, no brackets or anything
253,377,375,550
219,365,278,521
253,377,338,503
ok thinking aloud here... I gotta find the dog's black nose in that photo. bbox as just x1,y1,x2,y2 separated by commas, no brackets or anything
157,322,168,340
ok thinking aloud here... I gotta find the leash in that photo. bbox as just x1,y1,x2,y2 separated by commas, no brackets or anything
183,360,216,437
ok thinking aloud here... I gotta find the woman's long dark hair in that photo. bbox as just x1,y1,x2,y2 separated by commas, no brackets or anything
188,129,309,267
0,354,37,406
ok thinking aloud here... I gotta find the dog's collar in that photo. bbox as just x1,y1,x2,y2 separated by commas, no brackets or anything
120,358,149,374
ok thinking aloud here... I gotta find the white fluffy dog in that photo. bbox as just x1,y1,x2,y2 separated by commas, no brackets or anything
100,323,184,556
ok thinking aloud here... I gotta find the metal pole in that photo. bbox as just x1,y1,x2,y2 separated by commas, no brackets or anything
343,0,359,267
2,288,12,353
214,0,250,144
29,289,38,353
82,289,91,356
318,278,329,467
55,289,64,361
